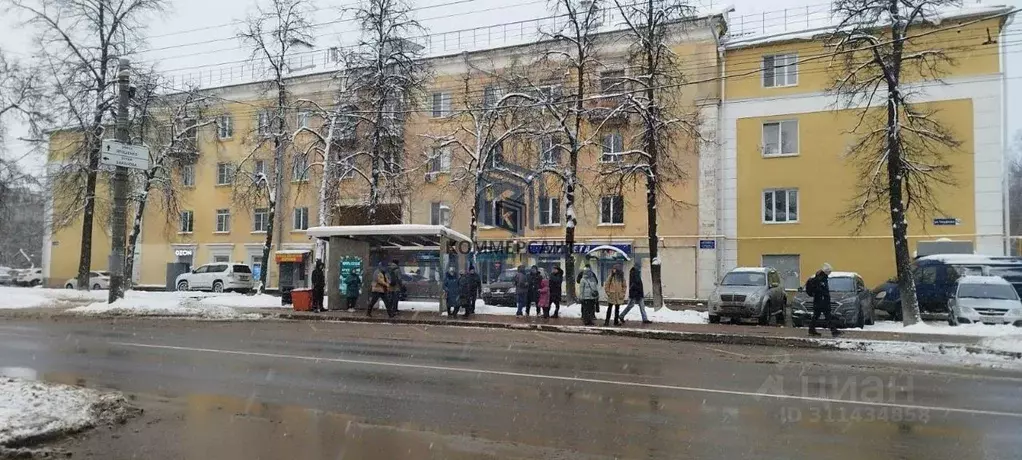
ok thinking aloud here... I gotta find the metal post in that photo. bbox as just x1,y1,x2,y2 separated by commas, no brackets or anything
439,234,449,314
108,59,131,303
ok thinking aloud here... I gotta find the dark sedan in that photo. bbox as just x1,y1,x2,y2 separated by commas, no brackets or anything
481,270,518,307
792,272,877,328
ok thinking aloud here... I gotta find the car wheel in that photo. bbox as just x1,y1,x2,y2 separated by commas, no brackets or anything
177,280,189,291
92,283,102,290
709,315,720,324
30,280,40,287
758,303,772,326
212,281,224,293
65,283,74,289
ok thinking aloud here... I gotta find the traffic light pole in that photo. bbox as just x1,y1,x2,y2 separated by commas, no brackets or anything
108,59,130,303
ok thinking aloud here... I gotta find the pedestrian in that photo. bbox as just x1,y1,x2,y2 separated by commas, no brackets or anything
576,263,600,314
462,265,482,317
578,263,600,326
807,263,841,337
538,269,551,318
620,264,651,324
604,264,626,326
366,262,389,317
344,267,361,312
443,266,460,316
515,265,530,316
386,260,403,317
549,265,563,318
311,259,325,312
528,265,542,315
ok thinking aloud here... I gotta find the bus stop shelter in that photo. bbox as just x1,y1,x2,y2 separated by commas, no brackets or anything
306,224,472,312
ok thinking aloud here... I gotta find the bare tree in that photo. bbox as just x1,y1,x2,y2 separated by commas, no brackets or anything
829,0,965,325
0,49,43,222
341,0,428,224
8,0,167,290
1009,130,1022,243
236,0,314,292
602,0,700,310
122,72,217,289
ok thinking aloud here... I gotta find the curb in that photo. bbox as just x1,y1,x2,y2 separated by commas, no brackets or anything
272,312,1022,360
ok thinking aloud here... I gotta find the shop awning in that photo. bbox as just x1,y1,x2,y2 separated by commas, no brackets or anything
306,224,471,247
274,249,310,263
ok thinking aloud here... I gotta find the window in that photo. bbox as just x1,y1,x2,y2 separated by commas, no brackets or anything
181,117,198,144
216,163,233,185
292,154,309,181
490,142,504,168
536,84,561,101
254,159,266,177
483,85,502,109
539,136,561,165
600,69,626,94
294,207,309,230
253,208,269,233
763,189,799,223
215,209,231,233
538,196,561,226
481,199,497,226
336,151,355,179
296,111,311,129
217,114,233,139
383,151,400,174
257,111,271,136
600,195,624,224
181,165,195,187
762,254,800,290
601,133,624,162
179,210,194,233
431,91,451,118
212,256,230,264
762,53,798,87
762,120,798,156
914,265,938,285
429,147,451,173
430,202,452,227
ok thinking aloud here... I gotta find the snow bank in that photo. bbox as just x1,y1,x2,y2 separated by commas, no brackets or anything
864,321,1022,337
0,286,107,308
834,339,1022,369
403,300,708,324
198,293,288,309
0,289,50,309
67,296,260,320
0,378,133,447
980,337,1022,354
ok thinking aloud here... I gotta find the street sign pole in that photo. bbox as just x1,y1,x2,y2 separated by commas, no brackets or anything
108,59,131,304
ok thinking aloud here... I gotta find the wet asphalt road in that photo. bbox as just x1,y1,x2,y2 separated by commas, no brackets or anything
1,318,1022,460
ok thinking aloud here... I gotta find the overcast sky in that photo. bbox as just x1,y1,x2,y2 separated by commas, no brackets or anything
1,0,1020,174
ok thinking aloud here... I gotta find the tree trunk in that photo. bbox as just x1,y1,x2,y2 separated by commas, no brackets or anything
642,12,664,310
564,174,577,304
315,113,337,261
76,141,99,290
123,177,152,292
470,180,481,268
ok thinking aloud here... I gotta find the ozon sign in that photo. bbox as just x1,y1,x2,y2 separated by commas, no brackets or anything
174,249,193,257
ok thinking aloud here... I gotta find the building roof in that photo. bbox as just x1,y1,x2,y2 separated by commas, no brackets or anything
724,3,1013,50
306,224,471,247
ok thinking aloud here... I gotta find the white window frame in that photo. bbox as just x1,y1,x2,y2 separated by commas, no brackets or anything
762,120,799,157
599,69,627,95
215,209,231,233
483,85,502,109
762,53,799,88
538,196,561,226
336,152,356,179
217,114,233,139
429,147,451,174
599,195,624,225
762,188,800,224
179,210,194,234
431,91,451,118
253,208,269,233
293,207,309,231
292,154,309,182
254,159,266,177
257,111,272,137
540,136,561,165
601,133,624,163
181,164,195,187
216,163,233,186
430,202,452,227
296,111,311,129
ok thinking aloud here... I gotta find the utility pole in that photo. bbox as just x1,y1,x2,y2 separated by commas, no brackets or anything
108,59,131,303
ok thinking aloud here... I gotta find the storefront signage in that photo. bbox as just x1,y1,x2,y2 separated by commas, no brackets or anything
933,217,960,226
699,239,716,250
527,242,632,255
275,252,305,263
174,249,193,257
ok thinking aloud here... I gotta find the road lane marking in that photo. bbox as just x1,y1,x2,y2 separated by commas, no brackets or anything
110,340,1022,420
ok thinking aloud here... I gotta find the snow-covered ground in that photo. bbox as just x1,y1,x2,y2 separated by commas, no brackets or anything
0,286,290,318
395,300,710,324
67,296,261,320
0,377,132,447
864,321,1022,337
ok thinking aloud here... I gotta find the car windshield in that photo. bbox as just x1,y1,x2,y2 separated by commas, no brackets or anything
496,270,517,283
232,265,251,274
721,272,765,286
958,283,1019,300
829,277,855,292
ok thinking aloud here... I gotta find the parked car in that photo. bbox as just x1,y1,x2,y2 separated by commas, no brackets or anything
792,271,876,328
64,271,111,290
0,267,13,285
707,267,787,325
482,269,518,307
175,263,254,293
17,268,43,287
948,275,1022,326
873,255,1022,319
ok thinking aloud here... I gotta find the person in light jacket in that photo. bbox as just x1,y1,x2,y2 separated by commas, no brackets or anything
620,265,651,324
604,265,626,326
538,269,551,318
366,262,389,317
443,267,460,316
577,264,601,326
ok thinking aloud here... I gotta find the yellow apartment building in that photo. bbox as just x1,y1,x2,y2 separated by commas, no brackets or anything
717,5,1015,290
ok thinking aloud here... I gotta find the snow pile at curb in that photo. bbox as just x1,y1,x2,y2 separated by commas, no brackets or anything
402,300,708,324
198,293,288,309
0,378,137,447
979,336,1022,354
832,339,1022,368
0,290,50,309
864,321,1022,337
67,296,260,320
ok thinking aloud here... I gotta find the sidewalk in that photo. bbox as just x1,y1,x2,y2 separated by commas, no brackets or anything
265,307,1021,358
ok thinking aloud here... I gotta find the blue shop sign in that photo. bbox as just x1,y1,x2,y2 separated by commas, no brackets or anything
527,242,632,255
699,239,716,250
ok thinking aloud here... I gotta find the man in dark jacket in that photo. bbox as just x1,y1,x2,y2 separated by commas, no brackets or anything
514,265,530,316
344,267,361,312
311,260,325,312
808,263,841,337
456,266,482,318
549,266,564,318
620,265,651,324
386,260,404,317
443,267,460,316
527,265,542,314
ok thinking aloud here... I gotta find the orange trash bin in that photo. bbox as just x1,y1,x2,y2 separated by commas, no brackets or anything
291,288,313,311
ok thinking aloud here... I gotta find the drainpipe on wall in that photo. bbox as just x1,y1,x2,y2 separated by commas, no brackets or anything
1002,10,1016,256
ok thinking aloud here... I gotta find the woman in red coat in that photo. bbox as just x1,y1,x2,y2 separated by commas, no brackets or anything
538,269,552,318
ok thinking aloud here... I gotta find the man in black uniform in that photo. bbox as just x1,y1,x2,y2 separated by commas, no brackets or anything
807,263,841,337
311,259,325,312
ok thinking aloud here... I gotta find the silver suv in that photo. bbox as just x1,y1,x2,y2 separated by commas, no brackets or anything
948,275,1022,326
708,267,787,325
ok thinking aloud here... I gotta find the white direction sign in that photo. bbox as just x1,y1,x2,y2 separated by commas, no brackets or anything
100,140,151,170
